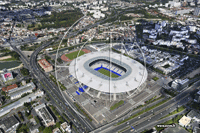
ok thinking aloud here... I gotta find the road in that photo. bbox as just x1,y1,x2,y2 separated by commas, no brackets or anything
9,7,196,133
120,80,200,133
90,80,200,133
8,18,98,132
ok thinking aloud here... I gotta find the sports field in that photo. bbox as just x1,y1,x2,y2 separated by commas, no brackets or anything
98,68,119,78
65,50,85,60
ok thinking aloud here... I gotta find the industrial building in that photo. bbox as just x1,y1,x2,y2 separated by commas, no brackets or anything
34,103,55,127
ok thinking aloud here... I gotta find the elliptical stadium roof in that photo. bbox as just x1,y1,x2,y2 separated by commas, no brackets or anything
68,51,148,94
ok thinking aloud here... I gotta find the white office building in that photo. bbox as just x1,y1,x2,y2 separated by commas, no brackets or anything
8,82,36,100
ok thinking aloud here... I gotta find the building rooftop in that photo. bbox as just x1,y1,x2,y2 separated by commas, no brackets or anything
187,110,200,120
0,90,44,117
34,103,55,127
38,59,52,68
53,128,62,133
69,51,148,93
2,84,17,92
179,115,191,127
9,82,35,98
0,115,19,132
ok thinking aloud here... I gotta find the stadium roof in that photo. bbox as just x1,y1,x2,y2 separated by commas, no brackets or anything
69,51,148,93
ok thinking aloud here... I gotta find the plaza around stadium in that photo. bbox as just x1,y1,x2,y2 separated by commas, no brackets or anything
52,43,164,124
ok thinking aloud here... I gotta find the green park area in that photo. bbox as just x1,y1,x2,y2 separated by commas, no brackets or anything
65,50,85,60
163,64,170,68
110,100,124,111
153,77,159,81
155,113,192,133
98,68,119,78
160,106,186,120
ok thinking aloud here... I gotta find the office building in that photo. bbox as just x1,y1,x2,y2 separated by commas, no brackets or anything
8,82,36,100
34,103,55,127
38,59,53,72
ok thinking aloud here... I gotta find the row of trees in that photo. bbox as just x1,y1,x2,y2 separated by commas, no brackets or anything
31,10,83,30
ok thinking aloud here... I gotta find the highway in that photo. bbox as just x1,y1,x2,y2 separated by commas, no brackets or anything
117,80,200,133
8,18,98,132
30,40,95,132
89,80,200,133
8,7,198,133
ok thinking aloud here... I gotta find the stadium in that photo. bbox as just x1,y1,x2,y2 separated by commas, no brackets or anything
68,51,148,101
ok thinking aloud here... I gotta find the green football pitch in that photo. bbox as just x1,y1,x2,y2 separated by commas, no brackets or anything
98,68,119,78
65,50,85,60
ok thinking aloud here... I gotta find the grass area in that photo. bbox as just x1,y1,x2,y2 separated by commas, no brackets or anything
65,50,85,60
116,98,170,125
155,114,184,132
0,57,16,61
152,77,159,81
118,127,130,133
163,64,170,68
164,89,176,97
145,96,157,104
132,96,164,112
160,106,186,120
110,100,124,111
74,102,93,122
98,68,119,78
152,67,165,75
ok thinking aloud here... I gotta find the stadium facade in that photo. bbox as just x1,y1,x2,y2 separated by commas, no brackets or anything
68,51,148,101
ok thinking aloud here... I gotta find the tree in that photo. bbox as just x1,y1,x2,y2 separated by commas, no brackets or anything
38,126,45,132
1,91,6,96
20,68,29,76
25,111,29,117
56,122,61,128
57,58,62,63
43,127,53,133
45,55,51,61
